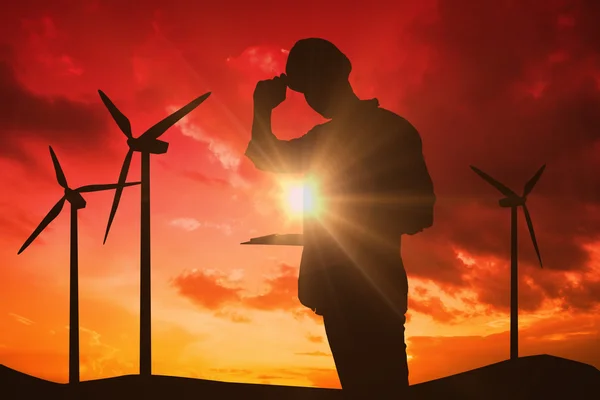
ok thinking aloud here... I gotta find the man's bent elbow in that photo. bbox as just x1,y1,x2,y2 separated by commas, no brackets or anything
244,139,306,173
245,149,273,171
244,149,289,173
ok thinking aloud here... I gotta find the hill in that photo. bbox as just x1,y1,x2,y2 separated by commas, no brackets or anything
1,354,598,399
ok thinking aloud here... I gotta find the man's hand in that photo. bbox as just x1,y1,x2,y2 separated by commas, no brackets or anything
253,74,287,110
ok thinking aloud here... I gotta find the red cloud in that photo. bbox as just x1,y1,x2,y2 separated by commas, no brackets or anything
390,1,600,296
226,46,288,79
0,46,108,161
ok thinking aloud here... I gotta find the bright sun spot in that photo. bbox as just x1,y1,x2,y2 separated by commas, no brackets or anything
287,186,305,213
280,177,321,218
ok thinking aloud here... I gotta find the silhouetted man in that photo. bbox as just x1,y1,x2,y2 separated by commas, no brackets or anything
245,38,435,399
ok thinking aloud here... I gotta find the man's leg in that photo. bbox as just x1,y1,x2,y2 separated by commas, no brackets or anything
366,309,409,396
323,297,409,399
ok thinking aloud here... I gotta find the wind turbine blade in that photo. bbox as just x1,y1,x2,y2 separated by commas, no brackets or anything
76,181,141,193
140,92,211,140
98,90,133,138
522,204,543,268
470,165,518,198
18,197,66,254
49,146,68,188
103,149,134,244
523,164,546,197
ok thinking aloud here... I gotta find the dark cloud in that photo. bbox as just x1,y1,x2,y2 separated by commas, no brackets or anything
392,0,600,204
377,0,600,317
465,265,547,313
0,46,108,160
557,278,600,312
403,232,470,288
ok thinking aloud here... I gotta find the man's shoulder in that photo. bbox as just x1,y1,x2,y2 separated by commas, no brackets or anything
374,107,415,130
286,121,332,143
370,107,420,143
306,120,334,135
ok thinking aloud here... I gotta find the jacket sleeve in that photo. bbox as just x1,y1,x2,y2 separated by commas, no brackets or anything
244,127,321,174
367,122,435,237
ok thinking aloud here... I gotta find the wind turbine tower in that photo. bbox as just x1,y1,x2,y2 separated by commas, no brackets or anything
18,146,140,384
470,164,545,360
98,90,211,377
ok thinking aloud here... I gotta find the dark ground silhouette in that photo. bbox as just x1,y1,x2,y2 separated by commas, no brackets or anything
245,37,435,398
2,355,599,399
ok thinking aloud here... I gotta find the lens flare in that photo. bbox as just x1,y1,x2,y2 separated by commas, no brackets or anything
280,177,321,218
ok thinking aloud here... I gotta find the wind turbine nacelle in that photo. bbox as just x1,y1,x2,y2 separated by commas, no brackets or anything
129,138,169,154
66,189,87,209
145,139,169,154
499,197,524,208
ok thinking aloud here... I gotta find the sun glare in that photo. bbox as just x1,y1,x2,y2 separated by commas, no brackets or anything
287,185,305,213
280,177,321,218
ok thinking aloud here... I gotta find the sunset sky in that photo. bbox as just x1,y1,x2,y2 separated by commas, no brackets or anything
1,0,599,389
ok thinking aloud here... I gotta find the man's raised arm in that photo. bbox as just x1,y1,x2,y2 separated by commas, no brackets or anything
245,75,319,174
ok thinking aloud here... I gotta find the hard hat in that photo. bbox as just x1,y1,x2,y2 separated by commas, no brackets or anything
285,38,352,93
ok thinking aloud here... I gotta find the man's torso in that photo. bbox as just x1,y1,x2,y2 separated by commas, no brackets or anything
298,99,414,313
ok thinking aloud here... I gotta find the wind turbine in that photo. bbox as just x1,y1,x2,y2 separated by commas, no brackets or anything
97,89,211,377
470,164,545,361
17,146,140,384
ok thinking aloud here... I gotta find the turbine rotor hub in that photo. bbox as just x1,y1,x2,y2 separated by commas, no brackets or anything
65,188,86,209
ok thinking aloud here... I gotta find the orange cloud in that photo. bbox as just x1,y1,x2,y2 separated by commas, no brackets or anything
171,269,243,310
409,296,470,324
306,334,324,344
242,264,298,311
407,311,600,384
